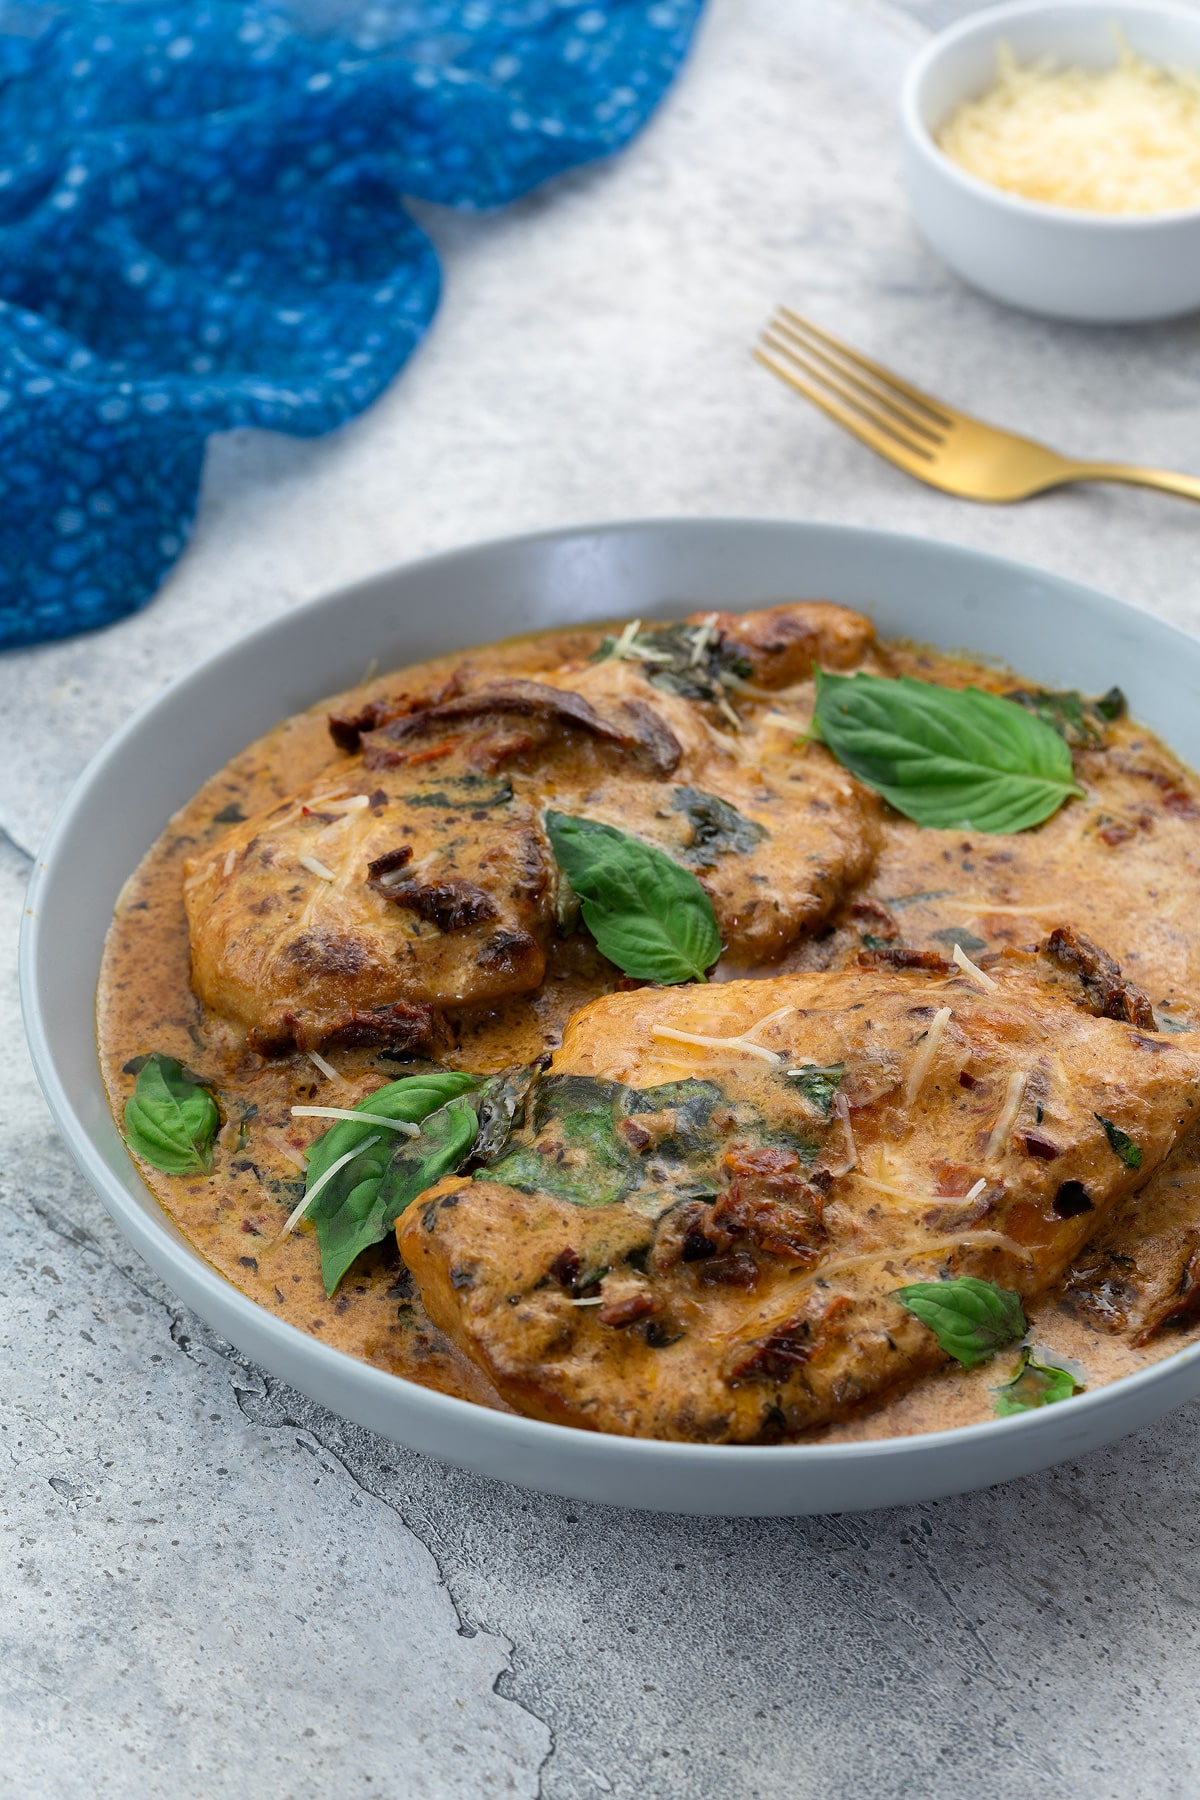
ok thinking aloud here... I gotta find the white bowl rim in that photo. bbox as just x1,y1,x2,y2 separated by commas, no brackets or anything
901,0,1200,230
19,514,1200,1502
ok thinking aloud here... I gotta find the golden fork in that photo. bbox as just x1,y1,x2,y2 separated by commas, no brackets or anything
754,307,1200,505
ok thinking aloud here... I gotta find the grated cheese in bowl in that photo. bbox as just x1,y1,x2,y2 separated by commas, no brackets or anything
937,33,1200,215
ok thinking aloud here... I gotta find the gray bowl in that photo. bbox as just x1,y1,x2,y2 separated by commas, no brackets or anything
20,519,1200,1514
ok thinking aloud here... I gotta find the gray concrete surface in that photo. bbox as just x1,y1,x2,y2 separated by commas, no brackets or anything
5,1,1200,1793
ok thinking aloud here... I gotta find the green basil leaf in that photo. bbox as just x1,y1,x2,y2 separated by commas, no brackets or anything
784,1062,844,1118
1096,1114,1143,1169
813,670,1082,833
123,1053,220,1175
372,1092,481,1219
893,1276,1027,1369
544,811,721,984
994,1350,1083,1416
304,1072,478,1295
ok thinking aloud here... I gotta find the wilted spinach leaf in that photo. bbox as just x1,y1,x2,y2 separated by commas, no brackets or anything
784,1062,844,1118
1007,685,1126,747
486,1075,641,1207
593,620,752,702
406,776,513,811
671,787,767,865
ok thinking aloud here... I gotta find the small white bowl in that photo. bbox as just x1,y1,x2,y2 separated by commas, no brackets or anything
901,0,1200,322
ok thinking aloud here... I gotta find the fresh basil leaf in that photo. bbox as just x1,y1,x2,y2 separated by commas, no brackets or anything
123,1053,220,1175
784,1062,844,1118
894,1275,1027,1368
376,1096,482,1218
544,812,721,984
812,670,1082,833
994,1349,1083,1416
1096,1113,1143,1170
671,787,766,865
304,1072,478,1295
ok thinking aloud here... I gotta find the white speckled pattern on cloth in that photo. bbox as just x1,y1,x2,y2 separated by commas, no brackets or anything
6,1,1200,1793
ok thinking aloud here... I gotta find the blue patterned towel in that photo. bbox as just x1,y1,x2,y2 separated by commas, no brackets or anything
0,0,702,649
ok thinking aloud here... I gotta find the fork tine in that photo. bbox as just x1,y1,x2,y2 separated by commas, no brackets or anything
767,316,944,447
752,347,936,477
777,307,956,430
759,332,936,461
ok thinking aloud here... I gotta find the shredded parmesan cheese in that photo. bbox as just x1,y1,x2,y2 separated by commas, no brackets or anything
570,1296,605,1307
280,1133,382,1237
738,1004,796,1044
763,710,813,736
650,1024,784,1065
782,1228,1034,1301
291,1105,420,1136
689,612,719,666
299,855,337,881
952,943,998,992
905,1005,953,1104
221,847,238,879
306,1049,344,1084
938,36,1200,215
850,1170,989,1211
604,618,671,665
262,1131,310,1174
715,692,742,732
984,1069,1029,1161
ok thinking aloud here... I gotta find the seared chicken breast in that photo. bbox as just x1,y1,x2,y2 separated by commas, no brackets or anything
400,949,1200,1440
185,604,881,1049
1064,1120,1200,1343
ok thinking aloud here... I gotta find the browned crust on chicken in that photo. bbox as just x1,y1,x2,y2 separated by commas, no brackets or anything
692,602,876,688
184,604,885,1048
400,952,1200,1440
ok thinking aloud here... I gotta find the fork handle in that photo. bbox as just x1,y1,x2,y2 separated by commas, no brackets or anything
1072,462,1200,504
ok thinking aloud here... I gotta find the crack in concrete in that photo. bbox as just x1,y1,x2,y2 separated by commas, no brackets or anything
0,820,34,866
227,1363,559,1791
13,1179,558,1793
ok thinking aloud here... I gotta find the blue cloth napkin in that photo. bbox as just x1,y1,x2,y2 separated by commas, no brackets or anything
0,0,702,649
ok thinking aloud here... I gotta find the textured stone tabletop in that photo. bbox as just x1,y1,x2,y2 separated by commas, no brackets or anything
5,2,1200,1794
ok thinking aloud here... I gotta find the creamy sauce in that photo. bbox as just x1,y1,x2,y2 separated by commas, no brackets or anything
97,625,1200,1440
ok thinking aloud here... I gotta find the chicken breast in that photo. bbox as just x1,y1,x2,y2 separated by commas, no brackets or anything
849,690,1200,1028
185,604,881,1049
1063,1120,1200,1344
400,948,1200,1441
